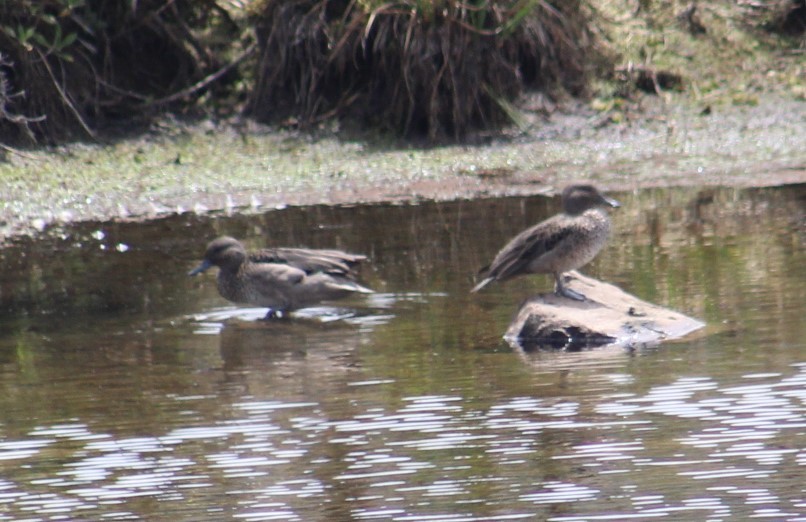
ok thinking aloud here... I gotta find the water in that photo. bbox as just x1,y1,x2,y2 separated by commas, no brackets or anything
0,185,804,521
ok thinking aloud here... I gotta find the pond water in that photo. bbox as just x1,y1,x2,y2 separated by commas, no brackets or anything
0,184,804,521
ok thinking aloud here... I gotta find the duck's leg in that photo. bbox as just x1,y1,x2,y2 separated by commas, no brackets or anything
554,272,586,301
263,309,286,320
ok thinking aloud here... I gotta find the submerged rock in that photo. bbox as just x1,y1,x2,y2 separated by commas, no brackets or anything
505,272,705,351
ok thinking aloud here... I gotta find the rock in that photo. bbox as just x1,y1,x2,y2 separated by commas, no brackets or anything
505,271,706,351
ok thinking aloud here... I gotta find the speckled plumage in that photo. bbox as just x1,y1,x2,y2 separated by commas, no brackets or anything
472,184,619,300
190,236,372,318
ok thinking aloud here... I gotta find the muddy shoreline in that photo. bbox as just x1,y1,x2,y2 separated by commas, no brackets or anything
2,95,804,243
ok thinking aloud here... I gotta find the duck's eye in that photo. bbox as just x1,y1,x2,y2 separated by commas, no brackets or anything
209,244,232,258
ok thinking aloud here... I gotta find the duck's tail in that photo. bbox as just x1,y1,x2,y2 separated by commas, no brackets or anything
351,282,374,294
470,277,493,293
332,280,374,294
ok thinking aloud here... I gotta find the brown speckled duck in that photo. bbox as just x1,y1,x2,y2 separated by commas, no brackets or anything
471,184,619,301
189,236,373,318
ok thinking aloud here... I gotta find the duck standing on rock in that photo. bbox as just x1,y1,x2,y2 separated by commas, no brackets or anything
471,184,620,301
189,236,373,319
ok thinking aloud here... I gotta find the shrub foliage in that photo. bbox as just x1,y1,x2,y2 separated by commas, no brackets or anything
0,0,231,144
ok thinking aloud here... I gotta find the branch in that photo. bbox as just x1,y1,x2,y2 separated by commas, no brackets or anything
144,41,257,107
36,49,96,139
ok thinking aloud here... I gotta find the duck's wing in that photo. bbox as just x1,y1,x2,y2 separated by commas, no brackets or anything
250,248,366,277
251,262,373,311
480,220,572,282
249,262,306,294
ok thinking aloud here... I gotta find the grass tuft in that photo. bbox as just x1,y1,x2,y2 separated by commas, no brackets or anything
246,0,607,140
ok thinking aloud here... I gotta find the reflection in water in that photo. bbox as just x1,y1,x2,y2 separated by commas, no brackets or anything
0,185,804,520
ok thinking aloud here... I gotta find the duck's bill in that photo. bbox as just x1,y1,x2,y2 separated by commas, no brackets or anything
188,259,212,276
604,196,620,208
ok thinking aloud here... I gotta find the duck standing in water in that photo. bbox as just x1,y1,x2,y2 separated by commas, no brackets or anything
189,236,373,318
471,184,620,301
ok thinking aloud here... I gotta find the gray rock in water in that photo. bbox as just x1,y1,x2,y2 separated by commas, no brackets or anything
505,271,706,351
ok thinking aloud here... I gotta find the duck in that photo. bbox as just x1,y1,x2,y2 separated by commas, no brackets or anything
471,184,619,301
189,236,373,318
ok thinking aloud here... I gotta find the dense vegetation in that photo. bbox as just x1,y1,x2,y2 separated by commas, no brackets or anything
0,0,803,145
246,0,604,140
0,0,242,144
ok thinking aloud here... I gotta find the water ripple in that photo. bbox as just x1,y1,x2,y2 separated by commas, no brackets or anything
0,365,803,520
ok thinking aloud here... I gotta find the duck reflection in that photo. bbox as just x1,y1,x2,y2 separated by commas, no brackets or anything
218,318,365,377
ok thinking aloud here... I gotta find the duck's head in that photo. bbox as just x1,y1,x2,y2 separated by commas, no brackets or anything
561,184,620,215
189,236,247,275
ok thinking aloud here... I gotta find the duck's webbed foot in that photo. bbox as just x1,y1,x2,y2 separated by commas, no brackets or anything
263,309,287,320
554,273,586,302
